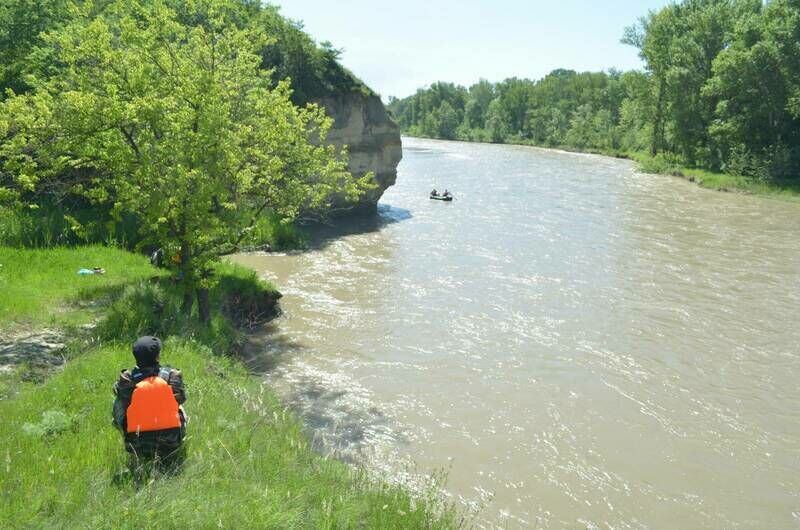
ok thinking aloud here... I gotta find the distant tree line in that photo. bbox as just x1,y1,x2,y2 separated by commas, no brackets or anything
387,0,800,182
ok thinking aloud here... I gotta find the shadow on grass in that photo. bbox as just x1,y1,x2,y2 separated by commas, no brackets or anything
96,266,278,355
72,278,161,307
112,445,187,489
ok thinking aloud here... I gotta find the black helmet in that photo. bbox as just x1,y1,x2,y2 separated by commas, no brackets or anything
133,336,162,367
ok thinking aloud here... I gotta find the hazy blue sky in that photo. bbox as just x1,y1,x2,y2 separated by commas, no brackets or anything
273,0,671,100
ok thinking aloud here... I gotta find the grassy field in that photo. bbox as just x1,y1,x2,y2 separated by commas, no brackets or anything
0,246,162,330
0,246,455,529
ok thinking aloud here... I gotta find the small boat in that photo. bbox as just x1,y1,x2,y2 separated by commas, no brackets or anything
430,194,453,202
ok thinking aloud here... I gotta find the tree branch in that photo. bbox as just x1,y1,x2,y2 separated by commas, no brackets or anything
119,126,141,160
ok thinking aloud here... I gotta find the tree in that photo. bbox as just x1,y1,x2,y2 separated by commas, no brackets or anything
705,0,800,177
485,99,510,143
0,0,369,323
436,101,460,139
565,104,595,149
624,6,678,156
464,79,494,129
0,0,71,97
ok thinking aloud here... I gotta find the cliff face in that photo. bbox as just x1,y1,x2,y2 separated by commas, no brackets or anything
317,93,403,214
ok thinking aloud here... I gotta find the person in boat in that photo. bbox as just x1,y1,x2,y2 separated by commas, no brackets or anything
443,189,452,198
431,188,439,197
112,336,187,464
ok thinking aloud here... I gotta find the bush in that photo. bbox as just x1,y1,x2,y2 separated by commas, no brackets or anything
22,410,74,438
215,262,282,329
97,281,240,354
637,153,685,176
725,145,771,181
724,144,800,182
241,213,305,251
97,263,279,354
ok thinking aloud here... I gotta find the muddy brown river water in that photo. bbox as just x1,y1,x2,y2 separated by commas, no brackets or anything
233,137,800,529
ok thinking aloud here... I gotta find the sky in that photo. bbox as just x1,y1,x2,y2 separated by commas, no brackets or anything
273,0,672,100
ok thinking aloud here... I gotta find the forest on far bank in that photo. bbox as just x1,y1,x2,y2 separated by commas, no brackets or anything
387,0,800,183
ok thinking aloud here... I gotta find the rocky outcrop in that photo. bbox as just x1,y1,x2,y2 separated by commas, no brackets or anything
0,329,66,375
317,92,402,214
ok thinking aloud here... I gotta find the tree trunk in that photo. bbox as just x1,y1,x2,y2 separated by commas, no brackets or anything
179,239,193,316
182,290,194,316
652,76,666,156
197,287,211,325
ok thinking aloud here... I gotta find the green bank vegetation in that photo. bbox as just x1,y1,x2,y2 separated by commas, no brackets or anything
388,0,800,198
0,246,160,329
0,246,455,528
0,0,374,325
0,0,454,527
1,342,446,528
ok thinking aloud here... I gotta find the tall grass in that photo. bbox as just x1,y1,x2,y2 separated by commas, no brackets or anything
0,206,306,251
0,245,457,528
0,340,454,528
96,262,280,354
0,206,141,248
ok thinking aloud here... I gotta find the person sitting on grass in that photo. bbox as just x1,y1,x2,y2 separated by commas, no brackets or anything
112,336,187,463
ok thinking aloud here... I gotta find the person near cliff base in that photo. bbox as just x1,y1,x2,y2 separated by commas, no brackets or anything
112,336,187,462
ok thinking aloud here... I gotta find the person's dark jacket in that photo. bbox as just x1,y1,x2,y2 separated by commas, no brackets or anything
112,365,186,457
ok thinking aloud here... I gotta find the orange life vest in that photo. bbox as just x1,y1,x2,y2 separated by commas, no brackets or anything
126,375,181,434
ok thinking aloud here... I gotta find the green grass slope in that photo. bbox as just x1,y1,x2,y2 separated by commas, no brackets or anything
0,341,449,529
0,246,454,529
0,246,161,329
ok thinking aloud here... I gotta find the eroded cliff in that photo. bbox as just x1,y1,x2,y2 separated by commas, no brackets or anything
317,93,403,213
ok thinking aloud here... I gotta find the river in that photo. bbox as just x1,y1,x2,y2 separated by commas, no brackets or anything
232,137,800,529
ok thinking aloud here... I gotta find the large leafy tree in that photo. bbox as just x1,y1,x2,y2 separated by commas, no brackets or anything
0,0,71,96
705,0,800,177
0,0,370,322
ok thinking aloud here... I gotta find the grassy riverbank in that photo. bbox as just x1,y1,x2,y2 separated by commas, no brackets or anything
627,152,800,201
0,246,453,528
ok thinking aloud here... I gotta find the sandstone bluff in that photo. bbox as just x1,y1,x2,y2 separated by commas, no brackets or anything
318,92,402,214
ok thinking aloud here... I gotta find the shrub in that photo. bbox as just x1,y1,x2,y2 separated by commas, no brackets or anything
724,144,800,182
22,410,74,438
637,153,685,176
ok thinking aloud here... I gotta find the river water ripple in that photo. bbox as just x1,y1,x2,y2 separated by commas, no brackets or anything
233,137,800,529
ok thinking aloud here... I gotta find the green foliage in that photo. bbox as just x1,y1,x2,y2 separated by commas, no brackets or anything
0,0,378,259
21,409,74,438
388,0,800,187
0,0,372,321
257,5,374,103
0,0,71,96
389,69,634,150
703,0,800,178
96,262,278,353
